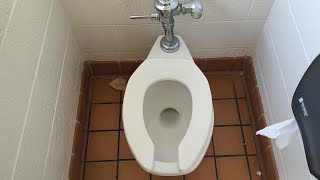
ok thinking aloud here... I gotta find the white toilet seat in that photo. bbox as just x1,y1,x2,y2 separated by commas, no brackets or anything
123,58,213,175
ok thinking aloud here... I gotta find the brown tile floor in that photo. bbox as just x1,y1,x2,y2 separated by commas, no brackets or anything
80,74,263,180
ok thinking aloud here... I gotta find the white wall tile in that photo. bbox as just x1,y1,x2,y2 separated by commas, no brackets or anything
271,145,288,180
256,26,291,123
61,0,257,24
259,42,293,124
0,0,80,179
248,0,275,20
43,32,80,180
289,0,320,62
255,26,277,72
280,138,310,180
255,25,292,124
76,21,266,55
175,21,265,50
267,0,309,99
61,0,154,25
235,48,252,57
191,48,235,58
117,51,150,60
82,52,118,61
201,0,253,21
252,53,273,124
115,24,163,52
12,1,69,179
252,52,263,88
75,25,117,52
0,0,53,178
0,0,14,42
59,0,275,59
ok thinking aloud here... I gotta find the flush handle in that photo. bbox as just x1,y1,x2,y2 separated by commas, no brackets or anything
130,13,160,21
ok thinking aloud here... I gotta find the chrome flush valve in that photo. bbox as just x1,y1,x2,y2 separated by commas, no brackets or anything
130,0,203,53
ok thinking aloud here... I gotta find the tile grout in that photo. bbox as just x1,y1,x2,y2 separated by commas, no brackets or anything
240,73,266,180
115,91,122,180
85,124,252,133
211,136,219,180
83,158,135,163
233,81,253,180
82,77,95,180
90,97,246,105
205,154,257,158
82,154,258,164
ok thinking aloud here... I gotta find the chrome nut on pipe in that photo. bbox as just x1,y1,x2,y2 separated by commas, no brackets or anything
181,0,203,19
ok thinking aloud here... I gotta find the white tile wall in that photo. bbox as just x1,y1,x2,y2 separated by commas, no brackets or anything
42,32,81,180
267,0,309,99
0,0,15,42
175,21,265,50
60,0,275,60
0,0,81,179
253,0,320,179
0,0,53,178
248,0,275,20
289,0,320,62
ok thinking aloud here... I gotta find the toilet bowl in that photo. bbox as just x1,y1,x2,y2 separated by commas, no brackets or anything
122,36,213,176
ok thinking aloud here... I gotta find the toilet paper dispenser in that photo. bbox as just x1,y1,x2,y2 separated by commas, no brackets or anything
292,54,320,179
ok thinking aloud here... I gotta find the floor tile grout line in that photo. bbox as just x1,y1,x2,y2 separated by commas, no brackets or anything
233,81,253,180
212,97,246,100
247,101,265,180
116,91,122,180
214,124,251,127
88,129,120,132
82,78,95,180
92,102,122,104
239,74,254,126
211,136,219,180
240,73,265,180
87,125,253,133
82,158,136,163
90,98,248,105
82,154,257,164
204,154,257,158
246,94,264,180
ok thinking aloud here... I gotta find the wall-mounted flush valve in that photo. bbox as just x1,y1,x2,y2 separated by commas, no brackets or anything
130,0,203,53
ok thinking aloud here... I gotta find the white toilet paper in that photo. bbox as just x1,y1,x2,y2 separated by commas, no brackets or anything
256,118,299,149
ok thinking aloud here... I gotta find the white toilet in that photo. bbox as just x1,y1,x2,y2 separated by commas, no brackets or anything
122,35,214,176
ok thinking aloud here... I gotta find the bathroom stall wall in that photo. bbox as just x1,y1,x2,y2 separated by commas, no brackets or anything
253,0,320,179
60,0,275,60
0,0,82,179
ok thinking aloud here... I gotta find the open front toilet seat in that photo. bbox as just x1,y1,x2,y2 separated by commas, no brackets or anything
123,57,213,175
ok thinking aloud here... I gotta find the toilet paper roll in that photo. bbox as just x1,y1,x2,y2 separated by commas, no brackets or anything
256,118,299,149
